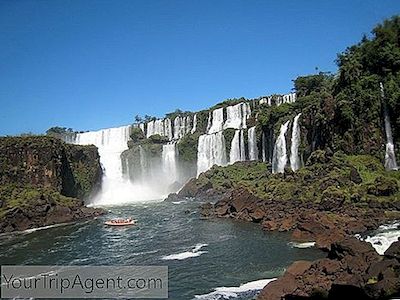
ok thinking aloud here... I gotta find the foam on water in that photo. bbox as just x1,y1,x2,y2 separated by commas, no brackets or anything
289,241,316,249
362,222,400,255
161,243,208,260
193,278,276,300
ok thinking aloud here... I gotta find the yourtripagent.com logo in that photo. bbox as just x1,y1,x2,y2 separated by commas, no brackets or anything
1,266,168,298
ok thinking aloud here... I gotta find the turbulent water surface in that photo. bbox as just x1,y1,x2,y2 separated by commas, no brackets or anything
0,199,324,300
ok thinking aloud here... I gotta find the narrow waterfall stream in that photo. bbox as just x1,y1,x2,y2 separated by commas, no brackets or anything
380,82,398,170
290,113,302,171
272,121,290,173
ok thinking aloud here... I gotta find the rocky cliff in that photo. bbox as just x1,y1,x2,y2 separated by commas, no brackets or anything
0,136,103,232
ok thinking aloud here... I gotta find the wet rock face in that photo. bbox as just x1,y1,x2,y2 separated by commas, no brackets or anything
0,136,104,233
350,166,362,184
0,136,73,194
384,240,400,261
0,136,102,200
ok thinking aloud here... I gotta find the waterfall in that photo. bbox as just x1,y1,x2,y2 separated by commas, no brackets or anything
229,130,246,163
208,108,224,134
381,83,398,170
272,121,290,173
206,112,212,133
75,125,133,205
173,116,192,140
164,118,173,140
146,119,173,140
224,102,251,130
139,123,145,135
260,93,296,107
197,132,227,175
185,116,192,134
173,117,182,140
248,126,258,161
146,120,155,138
139,145,147,178
191,114,197,134
290,113,302,171
262,132,266,162
162,143,178,184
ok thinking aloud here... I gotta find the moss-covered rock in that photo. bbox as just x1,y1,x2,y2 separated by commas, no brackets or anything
65,144,102,199
222,128,236,154
177,133,200,164
177,151,400,206
0,184,104,233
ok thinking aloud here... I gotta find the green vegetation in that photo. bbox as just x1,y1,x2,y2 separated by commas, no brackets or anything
165,109,192,120
223,128,236,154
130,127,145,142
192,151,400,205
0,184,78,220
46,126,78,141
177,133,200,163
65,144,102,199
254,16,400,162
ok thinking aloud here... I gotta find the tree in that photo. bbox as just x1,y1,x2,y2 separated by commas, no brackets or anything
134,115,143,123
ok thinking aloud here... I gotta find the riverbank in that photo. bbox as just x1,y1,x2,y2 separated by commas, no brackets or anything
199,188,400,299
167,150,400,299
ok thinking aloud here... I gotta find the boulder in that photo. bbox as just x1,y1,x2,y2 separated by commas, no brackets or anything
350,167,362,184
384,240,400,261
328,237,379,262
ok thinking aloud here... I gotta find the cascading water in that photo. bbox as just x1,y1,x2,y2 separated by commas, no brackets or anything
262,132,266,162
290,113,302,171
146,120,155,138
191,114,197,134
185,116,192,134
162,143,178,184
164,118,173,140
197,132,227,175
139,145,147,178
75,125,135,205
208,108,224,134
259,93,296,106
380,83,398,170
272,121,290,173
197,103,252,174
173,116,192,140
229,130,246,163
248,126,258,161
224,102,251,129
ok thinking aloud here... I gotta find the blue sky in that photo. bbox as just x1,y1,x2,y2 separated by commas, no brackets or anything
1,0,399,135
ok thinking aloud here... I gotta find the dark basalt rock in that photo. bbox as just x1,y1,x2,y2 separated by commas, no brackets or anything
384,239,400,261
0,136,104,233
258,238,400,300
350,166,363,184
0,194,105,233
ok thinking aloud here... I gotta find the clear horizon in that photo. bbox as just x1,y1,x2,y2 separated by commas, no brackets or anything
1,0,400,135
